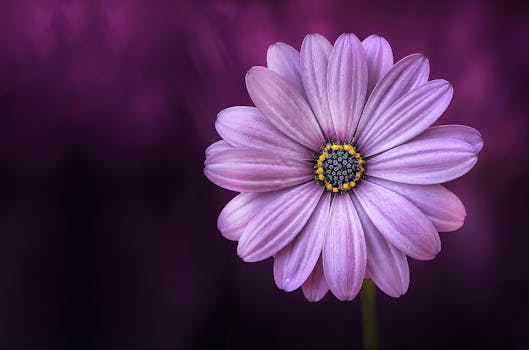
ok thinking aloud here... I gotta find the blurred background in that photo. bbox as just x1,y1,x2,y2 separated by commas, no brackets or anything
0,0,528,349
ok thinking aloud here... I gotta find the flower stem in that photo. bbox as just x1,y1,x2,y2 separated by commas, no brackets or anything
361,279,379,350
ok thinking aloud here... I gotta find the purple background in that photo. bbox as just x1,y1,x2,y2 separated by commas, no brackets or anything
1,0,528,349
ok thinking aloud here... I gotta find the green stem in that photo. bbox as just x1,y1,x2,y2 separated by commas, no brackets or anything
361,279,379,350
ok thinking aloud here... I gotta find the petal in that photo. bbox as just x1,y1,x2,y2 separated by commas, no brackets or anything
367,135,478,185
417,125,484,154
355,180,440,260
300,33,335,138
323,194,366,301
218,191,285,241
274,192,331,292
215,106,312,159
351,194,409,297
362,35,394,96
302,257,329,302
267,42,304,94
327,33,368,142
246,66,325,150
205,140,232,157
355,54,429,142
204,148,312,192
368,177,466,232
237,182,323,262
360,79,453,157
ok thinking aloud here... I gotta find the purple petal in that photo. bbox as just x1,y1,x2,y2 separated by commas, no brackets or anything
215,106,312,159
302,257,329,302
360,79,453,157
246,66,325,150
355,54,429,142
237,182,323,262
355,180,441,260
327,33,368,142
417,125,484,153
300,33,335,138
368,177,466,232
204,148,312,192
205,140,232,157
351,194,409,297
267,42,304,94
323,194,366,301
367,134,478,185
218,191,285,241
274,192,331,292
362,35,393,96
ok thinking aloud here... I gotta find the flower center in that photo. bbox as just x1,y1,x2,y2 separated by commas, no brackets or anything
314,142,366,193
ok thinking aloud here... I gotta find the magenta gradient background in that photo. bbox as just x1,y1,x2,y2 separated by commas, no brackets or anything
1,0,528,349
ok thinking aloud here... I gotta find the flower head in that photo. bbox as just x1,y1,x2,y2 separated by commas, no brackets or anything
204,33,482,301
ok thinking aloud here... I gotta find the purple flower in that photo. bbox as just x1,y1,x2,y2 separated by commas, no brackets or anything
204,33,483,302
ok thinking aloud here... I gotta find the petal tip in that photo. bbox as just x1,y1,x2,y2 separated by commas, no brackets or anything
280,279,299,293
237,243,260,262
437,79,453,92
429,78,452,90
425,245,442,261
427,79,454,104
447,81,454,93
237,240,251,261
203,167,215,183
334,292,358,302
303,33,321,41
405,52,427,61
304,298,320,303
392,289,408,298
336,32,361,45
238,251,254,263
405,53,430,71
450,220,465,232
303,291,326,302
267,42,285,56
414,53,427,61
474,132,484,154
364,34,388,44
245,65,266,82
397,282,409,297
301,33,331,52
431,235,442,257
245,66,257,79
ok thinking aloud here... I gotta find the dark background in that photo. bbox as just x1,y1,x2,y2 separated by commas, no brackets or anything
0,0,528,349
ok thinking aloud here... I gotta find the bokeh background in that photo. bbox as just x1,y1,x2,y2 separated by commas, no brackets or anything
1,0,528,349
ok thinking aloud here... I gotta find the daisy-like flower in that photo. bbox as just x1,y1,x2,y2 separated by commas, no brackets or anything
204,33,482,302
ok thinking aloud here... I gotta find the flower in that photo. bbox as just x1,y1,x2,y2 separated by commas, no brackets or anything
204,33,482,302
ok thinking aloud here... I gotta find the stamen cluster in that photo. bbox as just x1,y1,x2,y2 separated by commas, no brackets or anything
314,142,366,193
